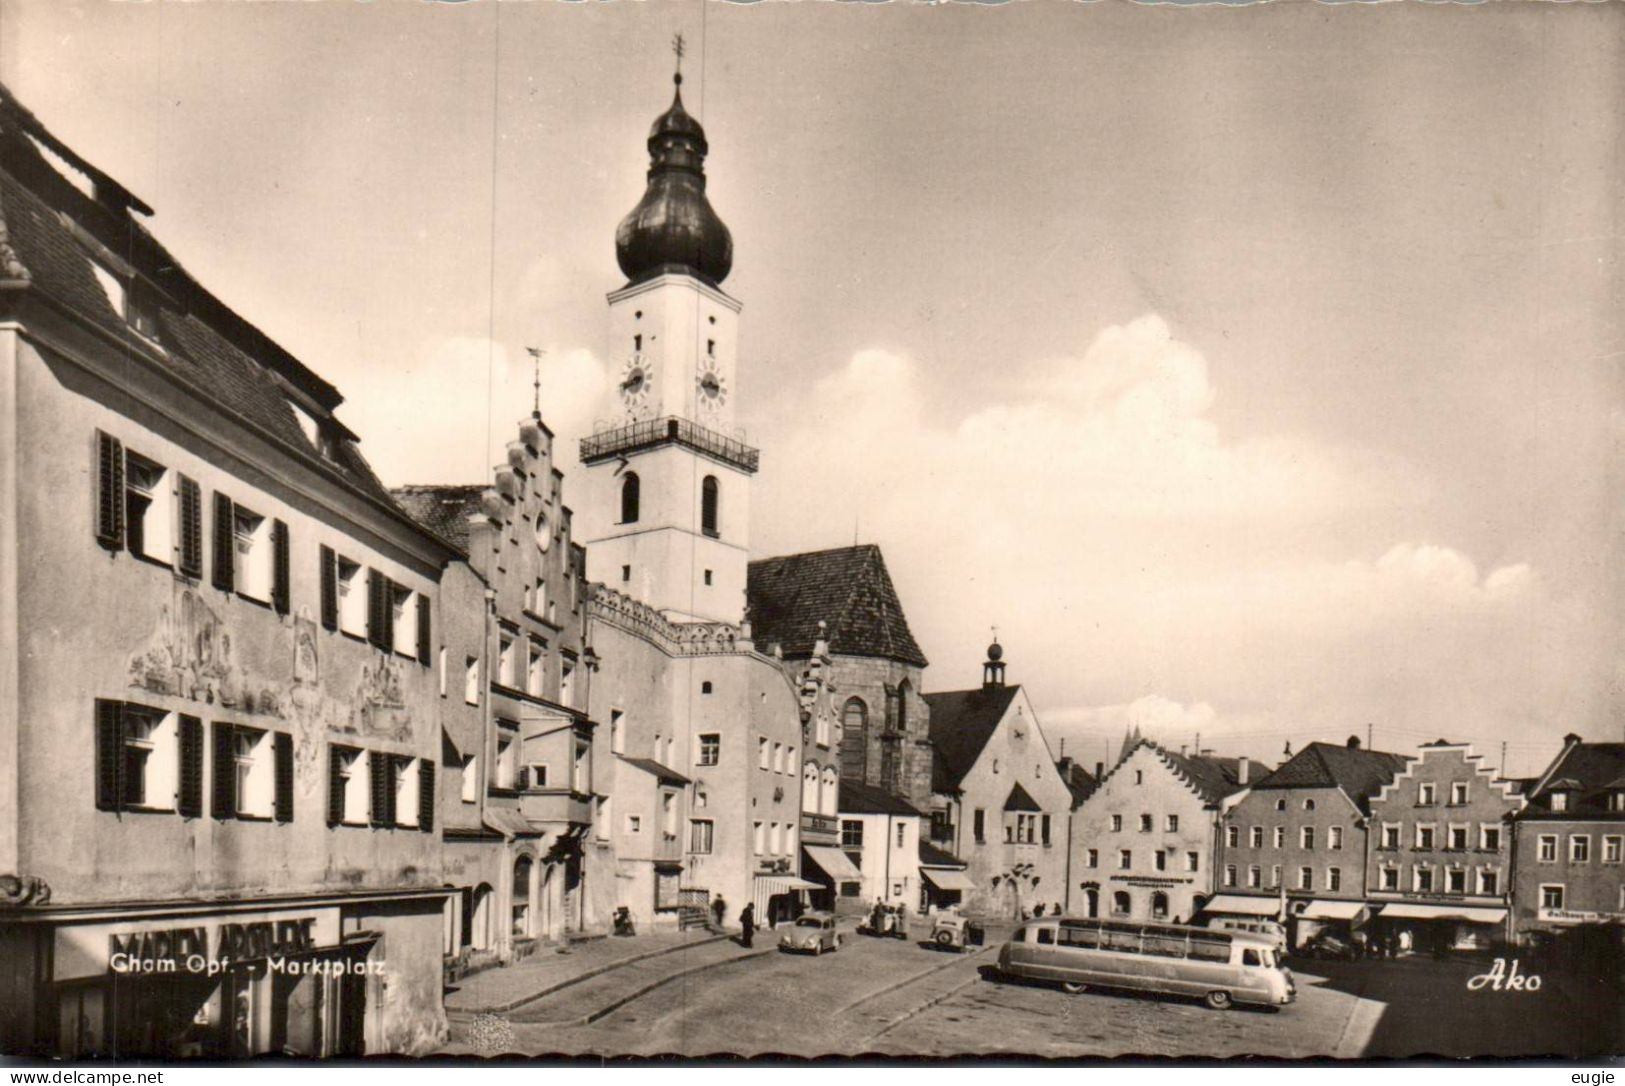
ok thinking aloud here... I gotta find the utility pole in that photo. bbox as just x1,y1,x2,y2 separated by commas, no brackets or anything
1367,721,1374,750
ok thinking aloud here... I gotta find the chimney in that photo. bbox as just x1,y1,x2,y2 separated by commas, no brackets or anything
1200,748,1214,758
1347,735,1361,750
1094,761,1104,781
1563,733,1582,748
1237,756,1249,785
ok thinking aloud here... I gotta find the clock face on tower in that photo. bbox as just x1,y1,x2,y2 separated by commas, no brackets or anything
695,356,728,416
619,354,655,419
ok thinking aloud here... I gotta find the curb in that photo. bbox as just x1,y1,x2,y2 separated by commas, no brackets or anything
552,944,778,1028
863,972,983,1047
447,930,733,1016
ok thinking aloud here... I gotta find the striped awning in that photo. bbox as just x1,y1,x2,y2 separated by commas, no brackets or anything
1377,903,1507,924
921,867,976,892
803,846,862,882
753,875,820,915
1202,894,1281,917
1300,900,1366,921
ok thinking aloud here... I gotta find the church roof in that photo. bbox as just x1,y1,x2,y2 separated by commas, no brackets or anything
390,485,484,554
840,779,924,817
746,545,928,668
925,685,1021,792
1251,741,1411,813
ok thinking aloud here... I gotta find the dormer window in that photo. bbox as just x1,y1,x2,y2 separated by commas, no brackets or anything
1550,791,1569,813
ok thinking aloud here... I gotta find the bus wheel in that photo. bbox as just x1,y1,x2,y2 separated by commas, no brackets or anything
1060,982,1087,995
1204,991,1233,1011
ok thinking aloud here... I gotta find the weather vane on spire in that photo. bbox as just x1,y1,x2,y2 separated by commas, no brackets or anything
671,32,686,85
526,347,546,417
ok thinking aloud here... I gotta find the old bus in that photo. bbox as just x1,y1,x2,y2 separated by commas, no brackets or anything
995,917,1295,1010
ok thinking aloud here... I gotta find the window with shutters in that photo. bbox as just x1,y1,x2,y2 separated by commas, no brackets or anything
390,584,418,659
395,756,420,827
494,735,516,790
95,431,126,550
231,727,275,819
465,657,481,706
122,453,175,566
499,634,518,688
331,745,369,825
116,706,179,811
460,754,478,803
335,557,365,636
231,506,274,603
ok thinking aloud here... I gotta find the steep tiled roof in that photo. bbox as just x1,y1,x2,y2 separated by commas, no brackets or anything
840,778,924,817
1525,740,1625,820
1157,746,1258,806
0,85,419,526
918,839,967,869
925,685,1020,792
746,545,928,668
1060,762,1100,808
391,485,485,554
1253,741,1411,813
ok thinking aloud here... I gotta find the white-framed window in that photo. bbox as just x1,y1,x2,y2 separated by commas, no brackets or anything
1413,865,1434,893
627,814,642,834
1540,883,1565,910
334,746,370,825
597,796,611,841
560,657,575,708
841,820,863,848
1551,791,1571,812
610,710,625,754
122,708,179,810
1448,824,1470,850
1380,866,1399,891
461,754,478,803
438,647,448,696
494,735,515,790
816,711,829,748
390,585,419,659
335,557,365,637
1270,864,1281,888
1119,849,1132,871
1381,822,1401,849
1538,834,1558,862
527,642,545,697
1571,835,1591,864
771,821,783,855
1139,813,1152,833
758,737,770,770
773,742,784,774
1275,798,1286,812
1250,826,1263,848
1223,865,1237,887
1247,865,1261,889
1154,849,1167,872
527,764,549,789
786,745,796,775
1225,825,1239,848
498,635,518,688
820,766,838,816
1418,782,1437,806
572,741,589,793
1304,798,1316,812
1297,866,1313,890
1446,867,1467,893
1086,848,1099,869
753,821,765,854
662,791,677,836
1604,836,1622,864
1327,866,1342,892
654,733,663,764
786,823,797,856
1450,781,1469,805
689,818,714,854
1478,869,1499,895
1110,814,1122,833
233,506,274,603
232,726,274,818
1134,770,1143,785
1301,826,1315,850
396,757,421,827
896,822,906,849
464,657,480,706
1166,814,1179,833
1480,824,1502,851
1273,826,1285,849
1416,823,1436,850
697,733,720,767
802,762,818,812
123,453,175,565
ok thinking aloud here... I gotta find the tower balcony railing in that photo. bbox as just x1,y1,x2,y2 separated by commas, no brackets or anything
581,415,759,474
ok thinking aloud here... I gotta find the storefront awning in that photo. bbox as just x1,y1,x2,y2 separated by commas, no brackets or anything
1202,895,1281,917
1377,903,1507,923
752,875,821,916
1300,900,1366,921
803,845,862,882
921,867,976,892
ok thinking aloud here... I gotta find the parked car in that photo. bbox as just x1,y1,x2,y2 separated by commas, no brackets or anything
930,912,985,952
779,913,841,955
857,905,910,940
1207,917,1287,953
1300,930,1360,961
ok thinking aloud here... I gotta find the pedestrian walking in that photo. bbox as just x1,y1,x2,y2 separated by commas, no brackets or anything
740,902,756,948
711,895,727,930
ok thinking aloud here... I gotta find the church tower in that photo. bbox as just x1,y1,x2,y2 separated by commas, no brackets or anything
578,56,756,625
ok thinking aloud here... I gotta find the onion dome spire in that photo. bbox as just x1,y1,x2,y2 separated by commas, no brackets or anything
614,39,733,287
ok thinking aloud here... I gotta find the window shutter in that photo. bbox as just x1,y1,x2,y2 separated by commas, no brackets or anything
94,699,124,810
178,715,204,818
416,594,431,666
367,569,387,650
271,519,290,615
369,750,390,827
212,722,236,819
177,476,203,578
95,432,125,551
419,760,436,832
328,746,346,827
274,732,294,822
319,546,338,631
212,493,235,593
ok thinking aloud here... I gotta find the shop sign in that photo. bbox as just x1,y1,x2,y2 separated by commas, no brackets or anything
54,907,341,982
1537,907,1625,925
1109,876,1193,887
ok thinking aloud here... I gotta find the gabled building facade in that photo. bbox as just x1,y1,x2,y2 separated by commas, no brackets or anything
926,645,1074,918
0,85,451,1056
1511,735,1625,947
1364,740,1521,954
1070,740,1252,927
1214,737,1409,947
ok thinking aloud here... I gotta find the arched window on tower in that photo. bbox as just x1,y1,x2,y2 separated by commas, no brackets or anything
840,698,868,783
620,472,640,524
820,766,838,817
701,475,719,537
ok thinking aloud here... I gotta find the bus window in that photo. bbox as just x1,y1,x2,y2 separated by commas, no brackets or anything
1242,948,1263,967
1059,925,1098,949
1100,927,1142,955
1189,936,1230,963
1036,927,1055,945
1142,933,1188,959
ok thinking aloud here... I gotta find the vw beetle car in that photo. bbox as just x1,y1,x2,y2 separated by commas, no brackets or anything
930,911,985,952
778,912,841,955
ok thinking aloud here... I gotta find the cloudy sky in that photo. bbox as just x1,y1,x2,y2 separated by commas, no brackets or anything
5,0,1619,775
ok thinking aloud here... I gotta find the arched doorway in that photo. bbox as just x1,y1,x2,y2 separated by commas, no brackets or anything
1084,888,1099,919
1151,891,1170,921
512,857,533,938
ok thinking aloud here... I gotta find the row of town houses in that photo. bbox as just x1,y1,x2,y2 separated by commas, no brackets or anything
1,72,1619,1061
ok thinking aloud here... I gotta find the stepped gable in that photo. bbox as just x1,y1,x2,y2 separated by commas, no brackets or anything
924,684,1021,792
746,544,928,667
